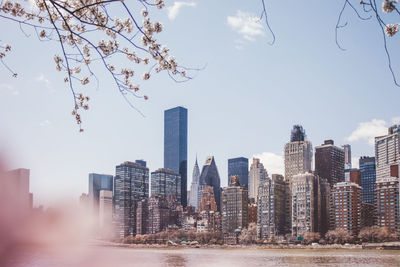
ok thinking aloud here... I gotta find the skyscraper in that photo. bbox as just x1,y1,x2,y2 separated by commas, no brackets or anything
315,140,345,187
248,158,268,200
343,144,352,170
284,125,313,189
228,157,249,188
376,176,400,233
151,168,181,202
332,182,362,237
3,168,32,214
88,173,113,214
199,156,222,211
114,161,149,238
189,157,201,209
164,106,188,207
222,175,248,243
257,174,287,239
375,125,400,180
359,156,376,204
99,190,113,236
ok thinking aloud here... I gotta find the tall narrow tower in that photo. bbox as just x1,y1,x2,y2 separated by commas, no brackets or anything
164,106,188,207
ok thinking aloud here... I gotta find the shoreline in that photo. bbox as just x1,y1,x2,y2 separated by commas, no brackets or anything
95,241,400,250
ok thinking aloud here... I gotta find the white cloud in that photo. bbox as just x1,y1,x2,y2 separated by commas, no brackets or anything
227,10,264,42
168,2,196,21
0,83,20,95
252,152,284,175
36,73,51,88
39,120,51,127
347,118,393,146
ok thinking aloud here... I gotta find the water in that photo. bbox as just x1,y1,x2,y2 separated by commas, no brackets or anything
6,246,400,267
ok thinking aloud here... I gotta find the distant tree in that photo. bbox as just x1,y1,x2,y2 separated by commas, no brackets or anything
326,228,353,244
303,232,321,245
239,223,257,244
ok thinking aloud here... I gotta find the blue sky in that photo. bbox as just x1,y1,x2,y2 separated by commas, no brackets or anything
0,1,399,206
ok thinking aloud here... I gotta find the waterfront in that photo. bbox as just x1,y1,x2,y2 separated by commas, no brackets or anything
6,246,400,267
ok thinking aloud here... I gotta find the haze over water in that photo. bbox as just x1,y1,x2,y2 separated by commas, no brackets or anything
7,246,400,267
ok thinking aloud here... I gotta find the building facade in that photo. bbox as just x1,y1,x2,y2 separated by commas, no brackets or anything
315,140,345,187
221,176,249,242
198,156,221,211
376,176,400,233
359,156,376,204
331,182,362,237
375,125,400,180
343,144,352,170
228,157,249,188
248,158,268,200
164,106,188,207
114,161,149,238
291,173,318,237
89,173,113,215
189,158,201,209
151,168,181,202
257,174,287,239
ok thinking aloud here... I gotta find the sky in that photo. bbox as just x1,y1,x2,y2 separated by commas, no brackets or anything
0,1,399,206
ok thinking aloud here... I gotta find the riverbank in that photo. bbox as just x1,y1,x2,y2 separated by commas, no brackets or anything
94,240,400,250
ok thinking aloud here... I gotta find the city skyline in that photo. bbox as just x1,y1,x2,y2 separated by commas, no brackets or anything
1,1,400,206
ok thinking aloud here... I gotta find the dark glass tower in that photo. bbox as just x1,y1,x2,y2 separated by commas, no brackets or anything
228,157,249,188
88,173,113,213
164,106,188,207
359,156,376,204
199,156,221,211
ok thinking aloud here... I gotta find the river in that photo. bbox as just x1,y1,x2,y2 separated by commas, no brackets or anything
5,246,400,267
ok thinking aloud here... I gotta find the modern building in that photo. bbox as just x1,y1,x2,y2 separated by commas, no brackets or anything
164,106,188,207
151,168,181,202
343,144,352,170
375,125,400,180
198,156,221,211
147,195,170,234
88,173,113,215
221,176,249,243
189,157,201,209
291,172,319,237
228,157,249,188
257,174,287,239
114,161,149,238
99,190,113,235
331,182,362,237
248,158,268,200
359,156,376,204
315,140,345,187
376,175,400,233
3,168,31,213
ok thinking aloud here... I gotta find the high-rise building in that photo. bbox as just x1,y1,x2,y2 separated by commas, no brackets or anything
151,168,181,202
257,174,287,239
221,176,248,243
228,157,249,188
199,186,218,212
199,156,221,211
343,144,352,170
164,106,188,207
375,125,400,180
99,190,113,233
359,156,376,204
315,140,345,187
136,198,148,235
88,173,113,215
291,172,319,237
189,157,201,209
114,161,149,238
344,169,361,186
331,182,362,237
376,176,400,233
248,158,268,200
284,125,313,189
147,195,170,234
3,168,31,213
284,125,313,232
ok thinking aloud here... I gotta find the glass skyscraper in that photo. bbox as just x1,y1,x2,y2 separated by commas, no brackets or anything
164,106,188,207
228,157,249,188
89,173,113,206
359,156,376,204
